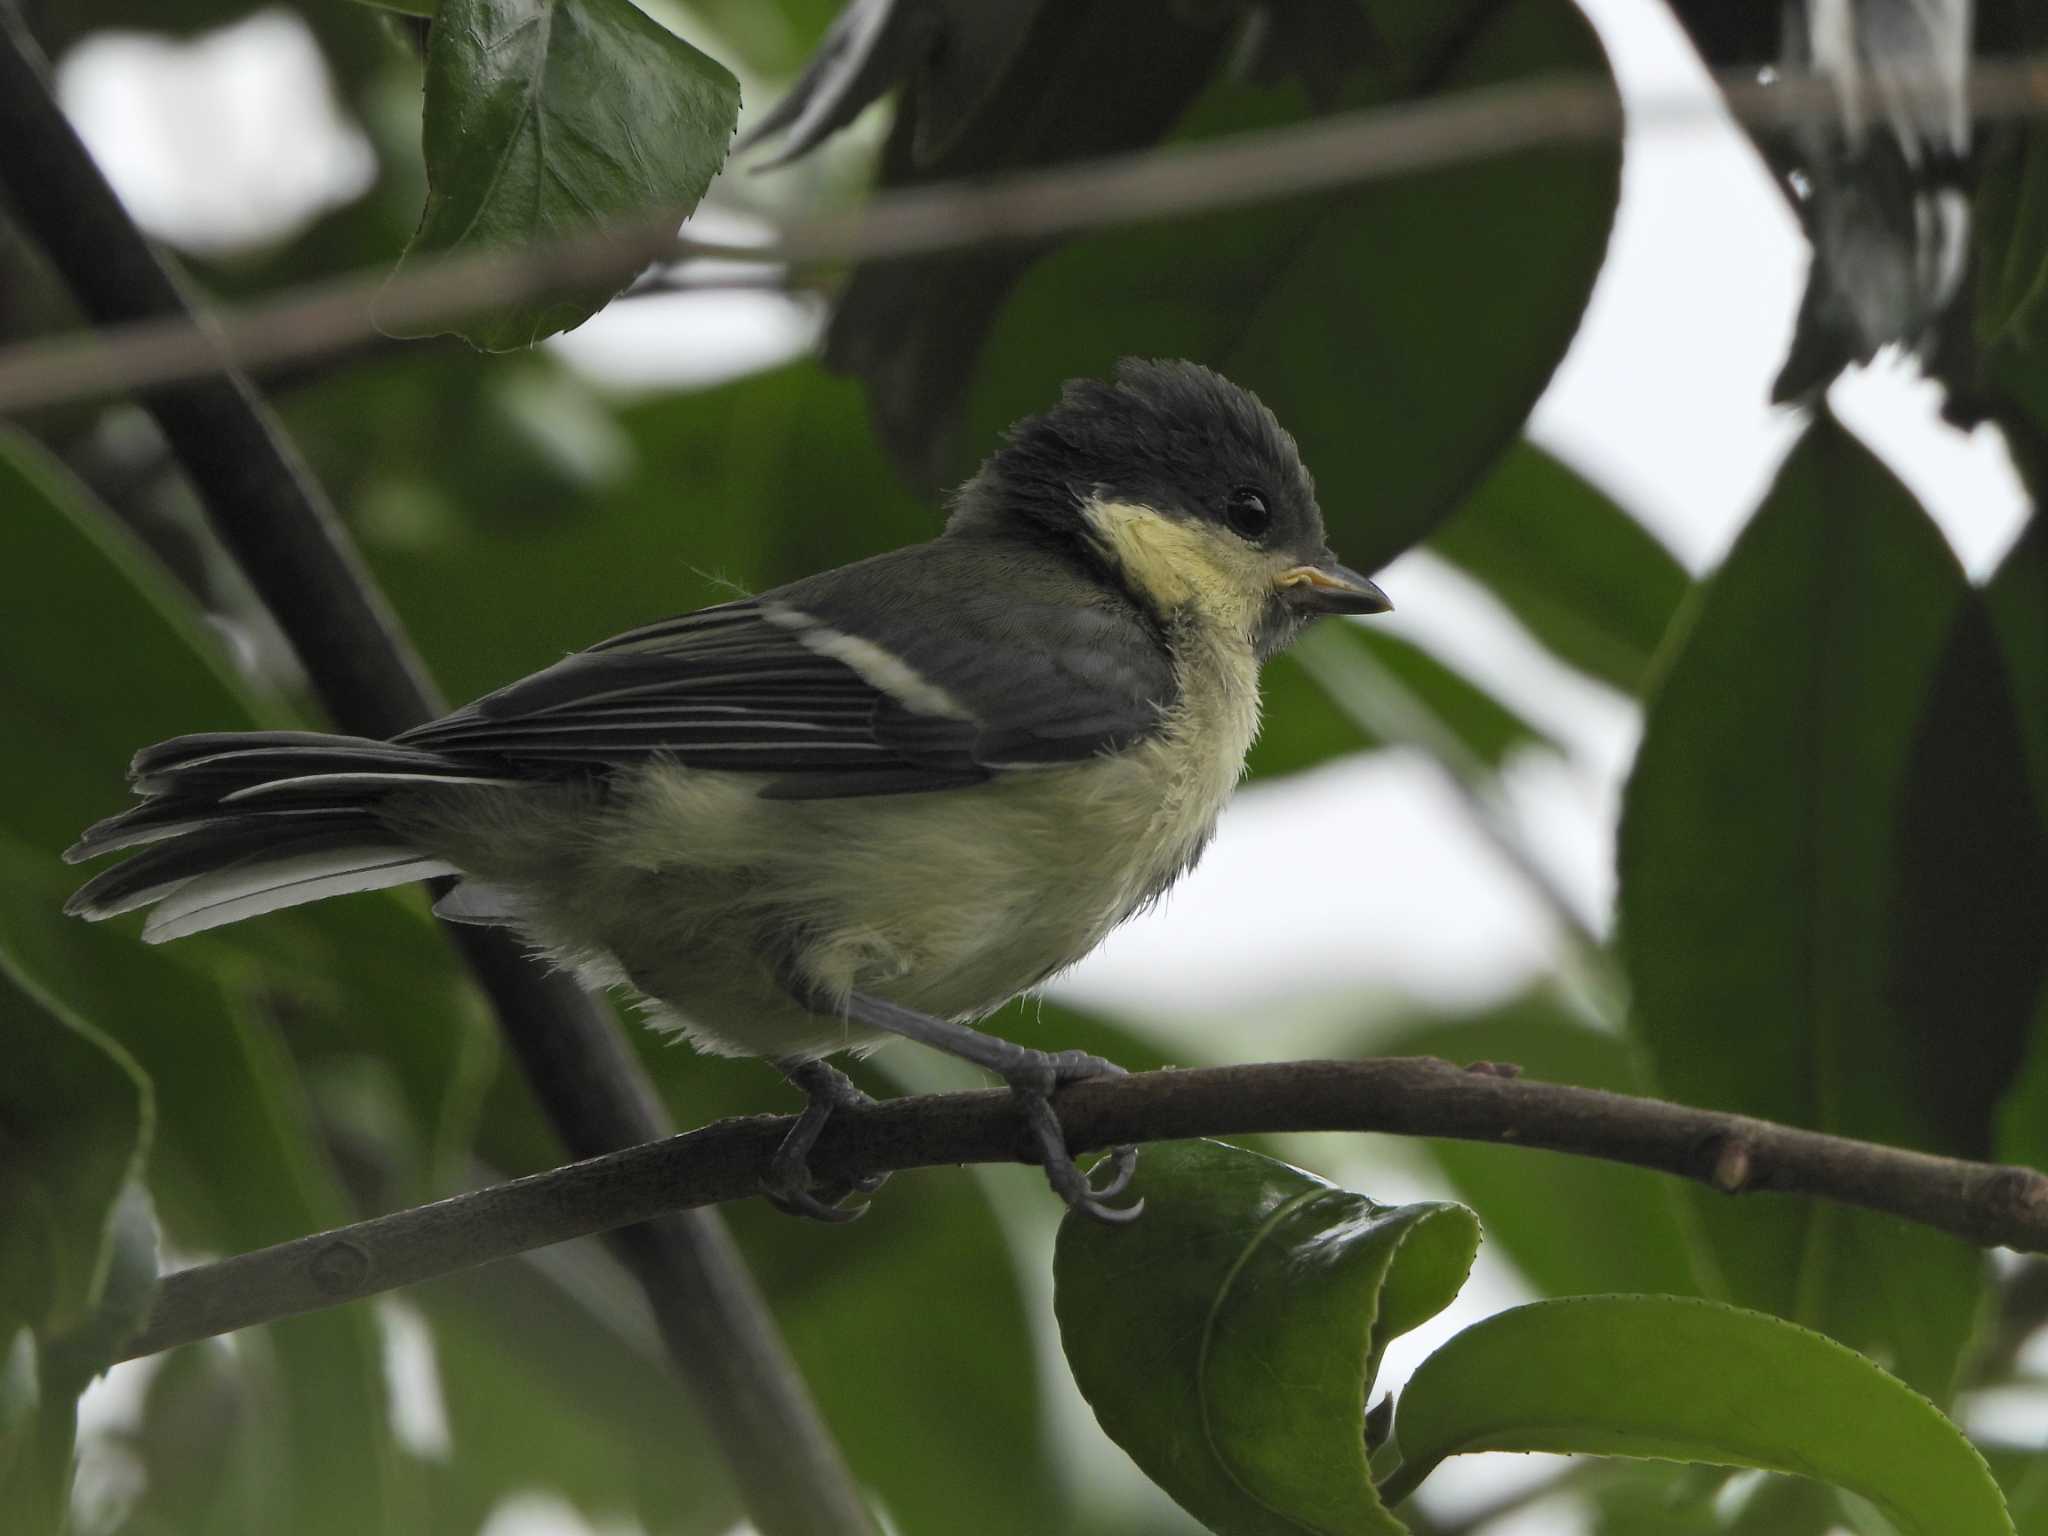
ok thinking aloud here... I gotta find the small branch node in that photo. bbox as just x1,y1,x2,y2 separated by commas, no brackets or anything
1709,1135,1755,1195
308,1238,374,1296
1463,1059,1523,1079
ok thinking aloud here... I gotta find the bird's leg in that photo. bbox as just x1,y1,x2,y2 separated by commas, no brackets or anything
762,1056,889,1223
828,988,1142,1224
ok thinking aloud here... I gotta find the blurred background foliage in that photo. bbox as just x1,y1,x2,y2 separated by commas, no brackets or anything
2,0,2047,1532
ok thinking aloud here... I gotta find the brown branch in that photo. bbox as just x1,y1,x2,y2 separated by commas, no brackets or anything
0,14,872,1534
121,1057,2048,1363
2,57,2045,415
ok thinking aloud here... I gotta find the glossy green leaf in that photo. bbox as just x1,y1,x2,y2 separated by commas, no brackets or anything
1429,443,1692,694
1618,414,1995,1398
1384,1296,2013,1536
929,0,1618,572
1055,1140,1478,1536
392,0,740,349
1372,994,1698,1300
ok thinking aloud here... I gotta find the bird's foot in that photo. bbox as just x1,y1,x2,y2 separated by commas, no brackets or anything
762,1058,889,1223
789,984,1145,1223
1001,1049,1143,1225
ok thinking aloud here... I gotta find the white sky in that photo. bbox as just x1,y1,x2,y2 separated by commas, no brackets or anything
53,3,2035,1533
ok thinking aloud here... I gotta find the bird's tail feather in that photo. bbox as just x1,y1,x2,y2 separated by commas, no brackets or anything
65,730,499,940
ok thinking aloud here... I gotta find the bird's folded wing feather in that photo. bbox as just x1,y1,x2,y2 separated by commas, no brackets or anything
395,544,1177,799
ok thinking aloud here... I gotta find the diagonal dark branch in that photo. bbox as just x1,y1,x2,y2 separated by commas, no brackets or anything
0,13,871,1535
120,1056,2048,1363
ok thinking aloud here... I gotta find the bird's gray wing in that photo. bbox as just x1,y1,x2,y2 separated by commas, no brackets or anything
395,543,1178,799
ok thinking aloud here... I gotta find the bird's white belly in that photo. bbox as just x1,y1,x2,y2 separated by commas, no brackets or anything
404,625,1262,1062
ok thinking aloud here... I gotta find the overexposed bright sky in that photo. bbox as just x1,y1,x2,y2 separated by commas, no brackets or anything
52,2,2035,1532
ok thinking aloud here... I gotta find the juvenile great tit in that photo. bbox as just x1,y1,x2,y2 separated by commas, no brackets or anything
67,358,1390,1221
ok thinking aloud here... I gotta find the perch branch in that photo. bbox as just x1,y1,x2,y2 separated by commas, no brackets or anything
121,1057,2048,1362
1,58,2045,413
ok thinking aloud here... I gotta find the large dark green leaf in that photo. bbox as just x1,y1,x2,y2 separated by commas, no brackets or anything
897,0,1617,574
1383,1296,2013,1534
392,0,740,349
1372,994,1698,1300
1429,443,1692,694
1617,414,2000,1399
1055,1140,1477,1536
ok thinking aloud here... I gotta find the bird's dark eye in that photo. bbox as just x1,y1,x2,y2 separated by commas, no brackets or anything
1224,487,1272,541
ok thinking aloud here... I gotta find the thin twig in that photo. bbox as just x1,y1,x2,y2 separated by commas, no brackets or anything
0,13,873,1535
2,58,2044,415
118,1056,2048,1363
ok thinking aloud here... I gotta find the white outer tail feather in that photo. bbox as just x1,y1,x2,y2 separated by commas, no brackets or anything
140,846,458,943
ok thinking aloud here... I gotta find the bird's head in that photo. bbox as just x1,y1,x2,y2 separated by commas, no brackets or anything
946,358,1389,658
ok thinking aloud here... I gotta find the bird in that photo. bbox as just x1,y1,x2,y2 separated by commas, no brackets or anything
65,358,1391,1222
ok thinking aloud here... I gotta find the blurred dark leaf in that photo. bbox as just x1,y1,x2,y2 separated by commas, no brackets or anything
0,434,411,1532
420,1255,738,1535
838,0,1619,582
1985,517,2048,821
624,1014,1069,1534
1385,1296,2011,1533
1987,1446,2048,1535
390,0,740,349
1891,592,2048,1160
0,963,155,1536
1430,442,1692,694
821,0,1240,478
1618,413,1999,1400
1251,622,1553,783
0,428,280,863
1055,1139,1477,1536
0,964,152,1350
1372,992,1699,1299
741,0,1043,170
347,363,937,700
113,1343,269,1533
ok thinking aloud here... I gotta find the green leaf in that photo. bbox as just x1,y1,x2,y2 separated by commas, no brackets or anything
0,964,154,1536
0,435,411,1531
1384,1296,2014,1536
334,362,938,702
1251,623,1552,783
1429,443,1692,694
888,0,1619,570
0,962,152,1349
1054,1140,1478,1536
392,0,740,349
0,428,270,864
1986,517,2048,826
1618,414,1999,1398
1372,994,1698,1300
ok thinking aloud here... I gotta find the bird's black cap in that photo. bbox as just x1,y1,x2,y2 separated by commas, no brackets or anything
949,358,1331,567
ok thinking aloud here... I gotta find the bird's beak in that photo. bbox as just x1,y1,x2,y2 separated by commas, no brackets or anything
1276,560,1392,616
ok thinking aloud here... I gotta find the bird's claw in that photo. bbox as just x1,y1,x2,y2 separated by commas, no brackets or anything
1007,1054,1143,1224
762,1059,890,1223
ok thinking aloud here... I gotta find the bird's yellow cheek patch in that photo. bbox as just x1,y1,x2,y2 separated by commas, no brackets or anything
1081,498,1272,636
